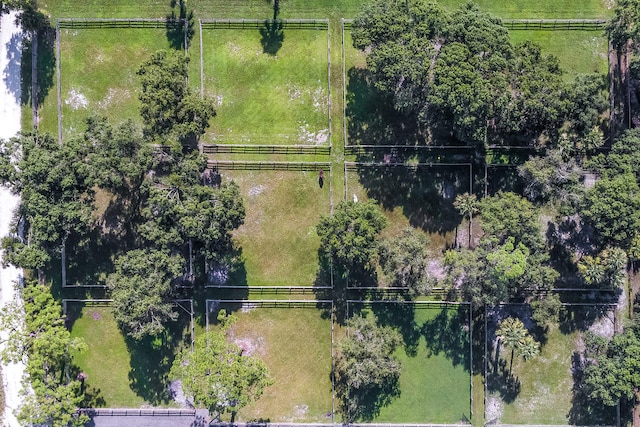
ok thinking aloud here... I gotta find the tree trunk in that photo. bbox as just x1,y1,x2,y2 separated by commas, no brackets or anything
61,238,66,287
189,238,193,278
509,348,514,376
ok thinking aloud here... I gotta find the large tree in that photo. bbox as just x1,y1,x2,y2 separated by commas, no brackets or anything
0,282,88,427
170,311,273,420
138,50,215,146
496,317,540,374
334,313,403,422
583,318,640,407
0,132,95,284
107,249,184,340
581,173,640,250
351,0,587,146
378,228,433,295
317,200,386,283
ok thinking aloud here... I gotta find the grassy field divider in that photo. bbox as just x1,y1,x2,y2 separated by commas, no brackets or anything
208,160,330,171
202,144,330,155
57,18,180,29
502,19,607,30
200,18,328,30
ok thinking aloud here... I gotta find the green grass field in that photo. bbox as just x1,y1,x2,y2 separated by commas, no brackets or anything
350,302,471,423
510,30,608,79
488,305,617,425
55,27,172,140
69,303,191,408
201,27,329,145
209,303,333,422
40,0,612,20
220,170,330,287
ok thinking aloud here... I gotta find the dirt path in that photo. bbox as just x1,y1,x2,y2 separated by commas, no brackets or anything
0,11,25,427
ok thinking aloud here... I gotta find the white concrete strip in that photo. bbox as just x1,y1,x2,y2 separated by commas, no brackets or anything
0,10,25,427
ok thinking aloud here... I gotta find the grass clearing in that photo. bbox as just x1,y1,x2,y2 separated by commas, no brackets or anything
487,304,617,425
219,169,330,287
57,27,172,140
510,30,608,79
349,302,471,423
208,302,333,422
437,0,612,19
345,165,469,252
201,26,329,145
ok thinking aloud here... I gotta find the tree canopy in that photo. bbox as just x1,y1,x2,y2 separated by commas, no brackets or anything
317,200,386,281
378,228,433,295
351,0,606,145
138,50,216,146
0,282,88,427
170,311,273,419
334,313,403,421
107,249,184,340
583,319,640,407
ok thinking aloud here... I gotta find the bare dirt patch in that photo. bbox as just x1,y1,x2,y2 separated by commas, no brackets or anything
65,88,88,110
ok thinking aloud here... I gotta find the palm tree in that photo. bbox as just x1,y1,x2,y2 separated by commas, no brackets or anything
496,317,526,375
578,256,605,285
516,334,540,361
454,193,479,248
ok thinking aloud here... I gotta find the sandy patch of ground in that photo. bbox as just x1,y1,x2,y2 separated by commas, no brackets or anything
65,88,88,110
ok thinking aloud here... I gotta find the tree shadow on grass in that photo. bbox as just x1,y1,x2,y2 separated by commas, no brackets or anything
420,306,470,370
260,0,283,56
18,8,55,111
166,0,194,51
567,350,617,425
126,312,191,405
345,67,423,147
370,300,420,357
559,304,616,335
354,163,465,236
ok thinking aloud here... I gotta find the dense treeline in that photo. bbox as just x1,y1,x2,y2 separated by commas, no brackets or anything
351,0,608,147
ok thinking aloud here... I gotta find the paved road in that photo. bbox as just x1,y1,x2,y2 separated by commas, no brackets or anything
85,415,204,427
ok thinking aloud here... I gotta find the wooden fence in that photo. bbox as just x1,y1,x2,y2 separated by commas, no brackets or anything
200,18,328,30
207,160,330,171
58,18,180,29
202,144,330,156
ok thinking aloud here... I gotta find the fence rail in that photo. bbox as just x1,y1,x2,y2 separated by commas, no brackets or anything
202,144,330,155
200,18,329,30
80,408,196,416
502,19,607,30
343,18,606,31
58,18,180,29
208,160,330,171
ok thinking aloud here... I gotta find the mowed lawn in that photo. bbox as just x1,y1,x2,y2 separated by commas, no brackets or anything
211,303,333,423
201,27,329,145
57,27,172,140
221,169,330,287
437,0,611,19
350,302,471,423
69,304,191,408
510,30,608,79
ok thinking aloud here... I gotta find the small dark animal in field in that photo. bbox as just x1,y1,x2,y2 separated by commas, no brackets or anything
318,169,324,188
